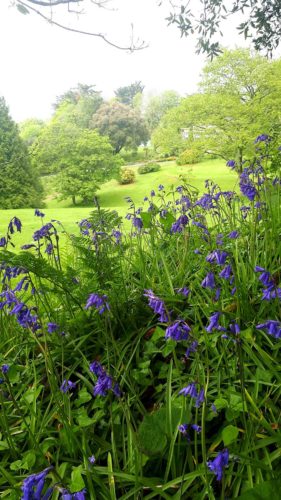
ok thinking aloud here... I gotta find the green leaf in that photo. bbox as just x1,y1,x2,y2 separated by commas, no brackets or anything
0,441,9,451
214,398,228,410
138,412,167,456
75,408,95,427
70,465,85,493
140,212,153,228
16,4,30,15
222,425,239,446
237,478,281,499
74,387,92,407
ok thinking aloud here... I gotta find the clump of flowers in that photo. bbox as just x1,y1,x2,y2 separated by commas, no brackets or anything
85,293,110,314
207,449,229,481
90,361,121,397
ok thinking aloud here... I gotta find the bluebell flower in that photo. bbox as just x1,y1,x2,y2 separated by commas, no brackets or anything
90,361,121,398
219,264,233,280
178,423,189,437
158,184,164,191
144,289,169,322
176,287,190,297
151,190,156,197
256,320,281,339
9,216,22,234
191,424,202,433
112,229,122,244
132,217,143,229
229,322,240,335
205,312,224,333
165,320,191,341
21,466,53,500
228,230,239,239
176,186,183,193
206,250,228,266
85,293,110,314
47,322,58,333
61,489,87,500
226,160,236,169
185,340,198,358
201,272,216,289
60,380,76,393
89,360,104,377
211,403,217,413
171,214,189,233
34,209,45,217
1,364,9,374
33,223,53,241
45,243,54,255
195,388,205,408
89,455,96,464
239,174,258,201
179,382,198,398
207,449,229,481
254,134,270,143
0,237,6,247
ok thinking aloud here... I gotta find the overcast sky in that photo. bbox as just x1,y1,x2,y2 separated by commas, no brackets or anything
0,0,250,123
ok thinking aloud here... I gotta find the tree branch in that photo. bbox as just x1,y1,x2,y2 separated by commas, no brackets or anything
17,0,148,51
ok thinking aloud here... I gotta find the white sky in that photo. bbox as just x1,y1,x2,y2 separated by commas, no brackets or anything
0,0,250,123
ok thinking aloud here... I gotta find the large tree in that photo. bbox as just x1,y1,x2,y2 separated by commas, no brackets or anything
144,90,181,133
0,97,42,208
91,101,149,154
19,118,45,147
57,129,121,205
152,49,281,165
115,82,145,107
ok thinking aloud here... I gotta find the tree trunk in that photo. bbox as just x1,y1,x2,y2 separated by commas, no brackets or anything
72,194,76,205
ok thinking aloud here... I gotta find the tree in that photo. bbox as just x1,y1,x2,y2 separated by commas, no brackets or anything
152,50,281,165
54,83,103,111
165,1,281,57
57,129,121,205
115,82,145,107
144,90,181,133
19,118,45,146
0,97,42,209
91,101,149,154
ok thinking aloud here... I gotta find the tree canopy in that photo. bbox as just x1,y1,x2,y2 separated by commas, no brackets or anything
115,82,145,107
0,97,42,208
91,101,149,154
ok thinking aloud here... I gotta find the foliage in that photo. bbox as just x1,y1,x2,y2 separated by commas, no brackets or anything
177,147,202,165
0,97,43,209
154,49,281,166
114,81,144,107
91,100,149,154
19,118,45,146
138,162,161,174
166,0,281,57
0,142,280,498
118,166,136,184
144,90,181,132
57,129,121,204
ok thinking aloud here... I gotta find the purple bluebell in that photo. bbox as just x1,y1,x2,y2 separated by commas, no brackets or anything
256,320,281,339
158,184,164,191
60,380,76,393
185,340,198,358
219,264,233,280
0,237,6,247
229,322,240,335
1,364,9,374
201,272,216,289
45,243,53,255
228,230,239,239
226,160,236,169
144,289,168,322
255,134,270,143
176,186,183,193
195,388,205,408
90,361,121,398
9,216,22,233
195,193,215,210
178,423,189,436
239,175,258,201
21,244,36,250
176,287,190,297
89,360,104,377
206,250,228,266
21,467,53,500
47,322,58,333
132,217,143,229
61,489,87,500
205,312,224,333
171,214,189,233
151,190,155,197
112,229,122,244
207,449,229,481
85,293,110,314
89,455,96,464
191,424,202,433
34,209,45,217
211,403,217,413
33,223,53,241
179,382,198,398
165,321,191,341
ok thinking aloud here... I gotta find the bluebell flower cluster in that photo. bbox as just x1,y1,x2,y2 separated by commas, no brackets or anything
179,383,205,407
0,289,40,331
207,449,229,481
90,361,121,397
35,209,45,217
254,266,281,300
178,422,202,440
256,320,281,339
21,466,53,500
60,380,76,393
144,289,169,322
165,320,191,341
85,293,110,314
61,489,87,499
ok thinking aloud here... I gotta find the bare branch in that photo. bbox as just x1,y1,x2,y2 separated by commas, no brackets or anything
17,0,148,51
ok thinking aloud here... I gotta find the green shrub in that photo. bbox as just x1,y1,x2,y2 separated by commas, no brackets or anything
138,162,161,174
176,148,202,165
118,166,136,184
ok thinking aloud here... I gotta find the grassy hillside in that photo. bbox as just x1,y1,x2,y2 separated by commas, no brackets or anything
0,159,237,246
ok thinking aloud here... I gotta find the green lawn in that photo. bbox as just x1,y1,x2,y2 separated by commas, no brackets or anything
0,159,238,246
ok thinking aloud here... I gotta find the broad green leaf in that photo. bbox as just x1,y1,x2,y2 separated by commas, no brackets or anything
70,465,85,493
138,412,167,456
237,478,281,499
222,425,239,446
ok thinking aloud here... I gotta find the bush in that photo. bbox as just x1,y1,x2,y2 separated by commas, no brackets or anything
138,162,161,174
118,166,136,184
176,148,202,165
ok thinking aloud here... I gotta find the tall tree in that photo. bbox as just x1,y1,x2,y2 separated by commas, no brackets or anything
115,82,145,107
57,129,121,205
91,101,149,154
0,97,42,208
19,118,45,147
